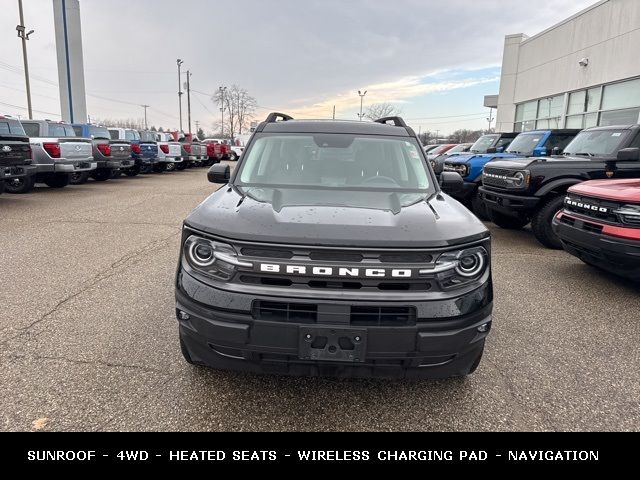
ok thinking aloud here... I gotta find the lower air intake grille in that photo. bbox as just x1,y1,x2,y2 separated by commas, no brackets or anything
252,301,317,324
350,306,416,327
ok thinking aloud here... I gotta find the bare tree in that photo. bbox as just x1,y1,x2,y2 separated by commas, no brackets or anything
212,85,257,140
364,102,403,121
448,129,484,143
92,117,145,129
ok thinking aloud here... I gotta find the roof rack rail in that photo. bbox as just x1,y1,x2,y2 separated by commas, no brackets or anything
265,112,294,123
375,116,408,128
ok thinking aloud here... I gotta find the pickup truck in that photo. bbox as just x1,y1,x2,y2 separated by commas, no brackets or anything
177,135,204,169
155,132,183,171
0,115,34,195
71,123,133,182
444,129,579,219
202,138,236,160
9,120,95,193
108,128,152,176
138,130,161,173
553,177,640,281
201,139,223,166
479,125,640,248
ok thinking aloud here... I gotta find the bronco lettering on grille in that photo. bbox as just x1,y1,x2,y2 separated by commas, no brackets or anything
259,264,414,278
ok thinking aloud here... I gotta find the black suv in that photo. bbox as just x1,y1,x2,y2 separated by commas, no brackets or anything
175,114,493,379
0,115,33,195
478,125,640,249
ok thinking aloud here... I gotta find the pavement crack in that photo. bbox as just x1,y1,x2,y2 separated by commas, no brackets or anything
0,229,181,347
6,353,168,375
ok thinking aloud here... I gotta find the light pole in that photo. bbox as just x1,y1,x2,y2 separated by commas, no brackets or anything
16,0,34,119
141,104,149,130
177,59,184,132
357,90,367,121
186,71,192,134
219,86,227,137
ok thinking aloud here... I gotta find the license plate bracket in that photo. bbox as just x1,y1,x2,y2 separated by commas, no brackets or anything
299,326,367,363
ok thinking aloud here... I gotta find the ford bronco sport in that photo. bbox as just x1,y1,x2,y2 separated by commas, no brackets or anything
175,114,493,378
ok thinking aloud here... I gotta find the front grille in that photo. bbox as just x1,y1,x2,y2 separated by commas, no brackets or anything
239,274,432,291
252,301,416,326
483,167,519,189
561,213,603,234
564,194,621,224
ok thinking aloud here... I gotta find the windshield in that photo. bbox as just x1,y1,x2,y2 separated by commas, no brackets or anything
140,131,156,142
505,133,543,156
89,126,111,140
125,130,140,141
446,144,469,154
470,135,499,153
237,133,432,199
0,120,26,135
48,123,77,137
430,145,451,155
563,129,630,156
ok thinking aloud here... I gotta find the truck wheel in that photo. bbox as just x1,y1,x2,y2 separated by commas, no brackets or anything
489,210,529,230
531,196,565,249
229,151,238,161
471,193,490,221
70,172,90,185
91,169,112,182
44,174,70,189
125,165,140,177
4,175,35,194
0,180,5,194
165,162,176,172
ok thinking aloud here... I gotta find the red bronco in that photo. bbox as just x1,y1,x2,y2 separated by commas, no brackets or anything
553,178,640,281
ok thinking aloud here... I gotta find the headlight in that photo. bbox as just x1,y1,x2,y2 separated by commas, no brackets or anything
505,170,530,189
512,172,525,186
183,235,252,280
419,246,489,289
444,163,469,177
614,205,640,226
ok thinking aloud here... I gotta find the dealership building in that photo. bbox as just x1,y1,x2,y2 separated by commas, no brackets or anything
493,0,640,133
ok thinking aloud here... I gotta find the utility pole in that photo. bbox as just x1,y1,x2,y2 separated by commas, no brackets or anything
16,0,34,119
219,86,227,137
186,71,192,134
436,129,440,142
141,104,149,130
176,59,184,132
357,90,367,121
195,120,200,138
332,105,336,120
486,107,495,132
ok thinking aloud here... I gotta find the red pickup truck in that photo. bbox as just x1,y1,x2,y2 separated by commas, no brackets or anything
553,179,640,281
201,140,224,166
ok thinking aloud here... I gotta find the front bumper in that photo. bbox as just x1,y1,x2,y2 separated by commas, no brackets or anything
552,213,640,281
175,269,492,378
451,180,479,202
478,187,540,217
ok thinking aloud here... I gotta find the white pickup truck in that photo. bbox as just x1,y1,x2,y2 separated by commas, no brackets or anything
8,120,96,193
155,132,183,171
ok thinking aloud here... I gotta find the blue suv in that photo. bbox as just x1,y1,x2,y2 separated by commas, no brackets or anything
444,129,580,218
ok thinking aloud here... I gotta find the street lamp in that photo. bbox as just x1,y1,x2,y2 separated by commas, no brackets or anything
177,59,184,132
16,0,34,119
357,90,367,121
219,86,227,137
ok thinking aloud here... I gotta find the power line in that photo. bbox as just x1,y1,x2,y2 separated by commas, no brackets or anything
0,100,60,117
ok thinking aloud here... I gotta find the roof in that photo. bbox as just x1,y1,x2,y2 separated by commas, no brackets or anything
261,119,412,137
583,124,639,131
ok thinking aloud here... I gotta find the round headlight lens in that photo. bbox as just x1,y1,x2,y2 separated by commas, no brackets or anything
188,241,215,267
512,172,525,186
455,251,485,277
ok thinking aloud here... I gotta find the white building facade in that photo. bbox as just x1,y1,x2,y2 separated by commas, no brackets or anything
495,0,640,133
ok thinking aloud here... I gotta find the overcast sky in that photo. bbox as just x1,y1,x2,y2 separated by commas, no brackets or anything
0,0,596,134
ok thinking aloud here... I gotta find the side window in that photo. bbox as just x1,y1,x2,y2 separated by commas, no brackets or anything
22,122,40,137
73,126,82,136
546,134,575,152
109,130,118,140
629,133,640,149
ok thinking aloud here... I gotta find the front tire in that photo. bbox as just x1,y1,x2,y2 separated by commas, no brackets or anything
43,173,70,189
531,195,565,249
489,210,530,230
4,175,35,194
229,151,238,161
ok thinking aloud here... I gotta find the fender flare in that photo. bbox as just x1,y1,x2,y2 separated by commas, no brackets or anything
535,178,582,197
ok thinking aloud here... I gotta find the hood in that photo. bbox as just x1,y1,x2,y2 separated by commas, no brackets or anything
185,187,488,248
487,155,599,170
569,179,640,203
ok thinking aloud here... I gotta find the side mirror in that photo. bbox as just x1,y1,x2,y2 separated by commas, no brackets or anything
552,147,562,155
439,171,464,194
486,147,498,154
208,163,230,184
616,148,640,162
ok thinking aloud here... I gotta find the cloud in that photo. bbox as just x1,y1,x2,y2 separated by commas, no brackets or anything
287,72,501,118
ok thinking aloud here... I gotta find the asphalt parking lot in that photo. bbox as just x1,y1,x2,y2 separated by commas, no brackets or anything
1,166,639,432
